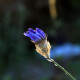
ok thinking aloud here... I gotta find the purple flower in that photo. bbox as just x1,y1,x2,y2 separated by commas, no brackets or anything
24,28,51,58
24,28,46,43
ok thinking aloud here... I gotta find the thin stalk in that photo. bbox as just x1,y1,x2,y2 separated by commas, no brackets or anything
47,58,76,80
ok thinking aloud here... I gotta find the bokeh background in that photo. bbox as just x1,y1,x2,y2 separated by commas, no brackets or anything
0,0,80,80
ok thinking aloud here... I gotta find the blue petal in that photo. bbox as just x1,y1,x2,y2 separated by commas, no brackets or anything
29,32,41,42
36,28,46,38
30,37,37,42
36,30,43,39
24,32,30,37
28,28,36,34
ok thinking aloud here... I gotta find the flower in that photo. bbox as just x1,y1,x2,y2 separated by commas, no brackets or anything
24,28,46,43
24,28,51,58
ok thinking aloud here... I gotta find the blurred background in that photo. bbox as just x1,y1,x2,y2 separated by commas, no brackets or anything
0,0,80,80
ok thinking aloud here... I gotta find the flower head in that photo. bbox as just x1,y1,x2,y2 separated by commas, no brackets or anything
24,28,51,58
24,28,46,43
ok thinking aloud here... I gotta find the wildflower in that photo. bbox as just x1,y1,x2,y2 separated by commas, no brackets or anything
24,28,51,58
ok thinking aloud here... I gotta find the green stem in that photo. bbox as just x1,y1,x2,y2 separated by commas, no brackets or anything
47,58,76,80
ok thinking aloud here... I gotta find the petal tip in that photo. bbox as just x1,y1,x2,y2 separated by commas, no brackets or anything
23,32,30,37
23,32,26,36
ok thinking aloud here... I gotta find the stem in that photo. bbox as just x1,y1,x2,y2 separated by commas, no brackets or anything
47,58,76,80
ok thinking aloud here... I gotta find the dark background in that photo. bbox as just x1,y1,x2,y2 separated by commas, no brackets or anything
0,0,80,80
